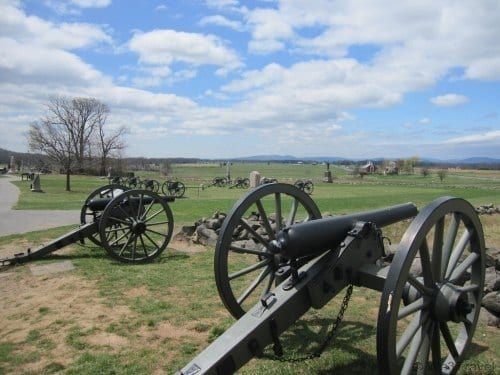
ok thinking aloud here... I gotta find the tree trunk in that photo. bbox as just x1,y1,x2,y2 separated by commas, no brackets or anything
66,167,71,191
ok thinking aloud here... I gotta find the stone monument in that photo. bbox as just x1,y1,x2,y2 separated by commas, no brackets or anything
323,162,333,183
30,173,43,192
249,171,261,188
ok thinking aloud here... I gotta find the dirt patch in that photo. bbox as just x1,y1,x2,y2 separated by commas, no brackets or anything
86,332,130,348
0,266,138,374
168,238,208,253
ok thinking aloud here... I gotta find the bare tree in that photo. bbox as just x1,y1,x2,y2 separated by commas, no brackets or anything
27,96,110,191
28,118,74,191
95,123,128,176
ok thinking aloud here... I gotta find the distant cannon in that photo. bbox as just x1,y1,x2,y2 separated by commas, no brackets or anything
229,177,250,189
162,180,186,198
209,176,228,187
1,185,174,267
177,183,485,375
294,178,314,194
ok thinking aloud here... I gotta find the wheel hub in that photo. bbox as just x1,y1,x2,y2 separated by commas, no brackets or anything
434,283,473,323
132,221,147,235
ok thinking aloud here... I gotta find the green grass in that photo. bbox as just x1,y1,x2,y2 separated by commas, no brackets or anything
1,165,499,374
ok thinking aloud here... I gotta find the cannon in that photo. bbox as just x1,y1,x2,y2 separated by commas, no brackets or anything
162,180,186,198
294,178,314,195
229,177,250,189
0,184,175,267
209,176,229,187
177,183,485,375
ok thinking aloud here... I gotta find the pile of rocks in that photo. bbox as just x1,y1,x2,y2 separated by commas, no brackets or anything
482,247,500,327
475,203,499,215
173,211,227,247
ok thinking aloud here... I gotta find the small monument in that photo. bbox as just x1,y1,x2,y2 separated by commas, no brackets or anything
8,155,16,173
249,171,261,188
323,162,333,183
30,173,43,192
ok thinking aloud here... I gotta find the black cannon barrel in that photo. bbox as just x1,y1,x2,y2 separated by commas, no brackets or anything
86,195,175,212
274,202,418,259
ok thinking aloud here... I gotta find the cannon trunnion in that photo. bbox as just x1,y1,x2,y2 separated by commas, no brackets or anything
1,185,175,267
177,183,485,375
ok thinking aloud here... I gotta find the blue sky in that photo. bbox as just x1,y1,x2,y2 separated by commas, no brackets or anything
1,0,499,160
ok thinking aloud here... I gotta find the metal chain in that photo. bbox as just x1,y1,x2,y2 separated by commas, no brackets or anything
262,284,354,363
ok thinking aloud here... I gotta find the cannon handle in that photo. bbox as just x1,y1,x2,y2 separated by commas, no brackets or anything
275,202,418,259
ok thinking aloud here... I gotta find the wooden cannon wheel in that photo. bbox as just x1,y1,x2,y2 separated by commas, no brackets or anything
377,196,485,375
214,183,322,318
98,189,174,263
80,184,129,247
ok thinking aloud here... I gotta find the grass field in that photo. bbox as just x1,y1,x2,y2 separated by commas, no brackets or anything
0,163,499,374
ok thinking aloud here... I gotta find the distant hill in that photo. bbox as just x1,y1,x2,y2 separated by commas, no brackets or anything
1,148,499,167
232,154,500,165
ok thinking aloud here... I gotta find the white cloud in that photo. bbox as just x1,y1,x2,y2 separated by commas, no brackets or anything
430,94,469,107
128,29,242,70
443,130,500,145
419,118,431,124
199,15,244,31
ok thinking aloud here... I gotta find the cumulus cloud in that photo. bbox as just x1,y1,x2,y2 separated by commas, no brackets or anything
128,29,242,70
430,94,469,107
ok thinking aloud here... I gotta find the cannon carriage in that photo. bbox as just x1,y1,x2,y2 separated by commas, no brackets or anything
228,177,250,189
162,179,186,198
294,178,314,195
1,184,175,267
177,183,485,375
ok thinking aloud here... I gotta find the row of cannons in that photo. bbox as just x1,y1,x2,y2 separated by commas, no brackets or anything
109,175,316,196
0,182,487,374
209,176,315,194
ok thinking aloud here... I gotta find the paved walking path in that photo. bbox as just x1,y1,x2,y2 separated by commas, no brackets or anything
0,175,80,237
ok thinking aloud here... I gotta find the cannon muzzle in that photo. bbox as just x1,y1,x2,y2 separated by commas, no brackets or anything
272,202,418,259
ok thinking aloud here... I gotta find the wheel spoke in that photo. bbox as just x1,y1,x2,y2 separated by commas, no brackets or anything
445,229,472,280
441,213,460,275
106,215,132,226
417,325,431,375
229,244,273,258
398,298,429,320
408,276,434,296
396,311,428,358
146,220,172,226
275,193,282,231
142,231,161,251
145,228,169,238
286,198,299,227
431,322,442,372
229,258,271,280
140,198,156,221
419,239,435,286
255,199,275,240
401,318,432,375
440,322,459,359
236,265,272,305
118,234,135,256
432,217,444,282
144,208,166,223
108,228,132,247
449,253,479,283
238,218,271,248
